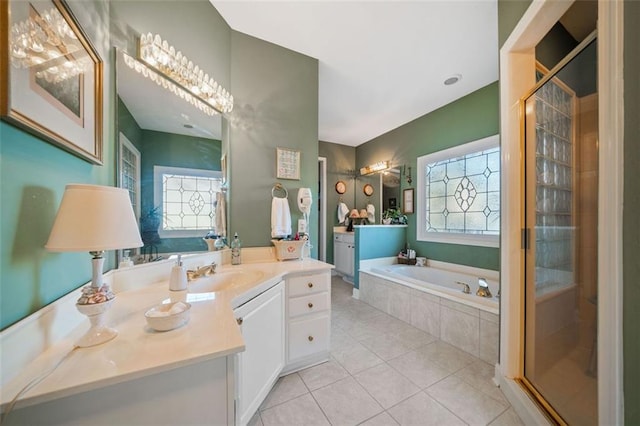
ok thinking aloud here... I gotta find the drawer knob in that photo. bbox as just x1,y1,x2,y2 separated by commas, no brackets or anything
308,302,314,308
307,282,314,288
236,317,243,325
308,335,314,342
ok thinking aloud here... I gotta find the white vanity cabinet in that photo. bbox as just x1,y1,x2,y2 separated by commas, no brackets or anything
234,281,285,426
334,233,355,277
283,271,331,374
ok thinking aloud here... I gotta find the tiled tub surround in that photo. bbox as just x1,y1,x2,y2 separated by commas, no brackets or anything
359,261,499,365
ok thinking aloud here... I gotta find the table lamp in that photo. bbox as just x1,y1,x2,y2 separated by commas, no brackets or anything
46,184,143,347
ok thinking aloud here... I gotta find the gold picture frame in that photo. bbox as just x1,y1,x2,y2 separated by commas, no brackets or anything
0,0,103,164
276,147,300,180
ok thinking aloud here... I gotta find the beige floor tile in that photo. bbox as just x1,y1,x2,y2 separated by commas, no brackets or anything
259,373,308,410
247,410,263,426
394,327,438,349
360,334,414,360
312,377,383,426
359,411,400,426
455,360,509,405
426,376,509,425
299,359,350,391
332,342,384,374
387,391,465,426
488,407,524,426
387,349,451,389
354,363,420,409
415,340,476,373
261,394,330,426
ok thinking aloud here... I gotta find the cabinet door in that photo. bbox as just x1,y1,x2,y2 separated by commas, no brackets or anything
334,240,348,275
347,244,355,277
234,282,284,426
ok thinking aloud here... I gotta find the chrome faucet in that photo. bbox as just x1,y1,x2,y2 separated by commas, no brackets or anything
456,281,471,294
476,277,492,298
187,262,217,281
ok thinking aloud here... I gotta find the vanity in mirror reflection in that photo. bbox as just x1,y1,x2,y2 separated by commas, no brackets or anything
116,49,226,264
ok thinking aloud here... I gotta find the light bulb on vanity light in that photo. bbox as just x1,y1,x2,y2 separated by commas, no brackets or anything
45,185,143,347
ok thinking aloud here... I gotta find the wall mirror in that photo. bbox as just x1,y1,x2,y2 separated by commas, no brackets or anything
382,168,401,211
115,48,225,264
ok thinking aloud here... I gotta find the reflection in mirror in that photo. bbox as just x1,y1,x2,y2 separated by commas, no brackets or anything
115,49,225,264
382,168,401,212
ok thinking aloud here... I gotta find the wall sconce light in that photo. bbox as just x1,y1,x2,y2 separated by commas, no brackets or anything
360,161,390,176
403,165,413,185
136,33,234,115
45,185,143,347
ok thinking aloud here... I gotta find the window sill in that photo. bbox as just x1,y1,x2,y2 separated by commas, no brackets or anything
417,233,499,248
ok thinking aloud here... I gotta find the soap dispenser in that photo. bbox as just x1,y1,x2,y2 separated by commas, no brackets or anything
169,254,188,291
231,233,241,265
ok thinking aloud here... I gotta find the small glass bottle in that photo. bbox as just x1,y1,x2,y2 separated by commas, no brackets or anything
231,232,241,265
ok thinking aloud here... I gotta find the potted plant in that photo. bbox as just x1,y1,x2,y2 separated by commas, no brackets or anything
382,208,407,225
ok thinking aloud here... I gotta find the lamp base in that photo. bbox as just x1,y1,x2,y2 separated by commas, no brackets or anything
75,299,117,347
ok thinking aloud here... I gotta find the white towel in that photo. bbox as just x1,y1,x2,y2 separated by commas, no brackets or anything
366,203,375,224
271,197,292,238
337,202,349,224
215,192,227,237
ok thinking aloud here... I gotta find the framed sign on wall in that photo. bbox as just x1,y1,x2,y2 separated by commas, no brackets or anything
276,147,300,180
403,188,414,214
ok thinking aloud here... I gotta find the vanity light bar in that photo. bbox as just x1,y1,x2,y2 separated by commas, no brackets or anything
122,53,219,117
138,33,233,114
360,161,390,176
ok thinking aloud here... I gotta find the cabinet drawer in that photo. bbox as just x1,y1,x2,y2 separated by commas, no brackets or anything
288,315,330,361
288,273,329,297
289,292,329,317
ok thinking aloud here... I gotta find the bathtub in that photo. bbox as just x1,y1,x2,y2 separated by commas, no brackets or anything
367,264,499,314
359,262,500,364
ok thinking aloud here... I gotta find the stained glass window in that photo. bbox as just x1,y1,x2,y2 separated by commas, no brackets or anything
154,166,223,237
417,135,500,247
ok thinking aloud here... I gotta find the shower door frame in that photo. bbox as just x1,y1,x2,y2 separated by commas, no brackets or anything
497,1,624,425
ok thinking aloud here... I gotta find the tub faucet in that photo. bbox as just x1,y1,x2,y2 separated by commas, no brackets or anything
456,281,471,294
187,262,217,281
476,277,492,298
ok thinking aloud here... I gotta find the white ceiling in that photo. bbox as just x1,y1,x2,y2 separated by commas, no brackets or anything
212,0,498,147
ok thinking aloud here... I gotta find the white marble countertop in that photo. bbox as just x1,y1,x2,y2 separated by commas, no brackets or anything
0,258,332,411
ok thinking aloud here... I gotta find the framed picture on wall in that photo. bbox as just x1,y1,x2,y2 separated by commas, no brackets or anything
0,0,103,164
276,147,301,180
403,188,414,214
389,198,397,208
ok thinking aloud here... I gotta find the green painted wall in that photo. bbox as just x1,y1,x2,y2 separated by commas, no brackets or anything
354,226,406,289
116,97,143,152
497,0,532,48
356,82,500,271
139,129,221,254
623,1,640,423
0,0,112,330
228,31,319,256
319,141,356,264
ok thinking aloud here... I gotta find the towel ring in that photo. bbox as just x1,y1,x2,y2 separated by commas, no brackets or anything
272,183,288,198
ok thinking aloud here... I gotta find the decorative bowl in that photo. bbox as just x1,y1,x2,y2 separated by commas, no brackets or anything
144,301,191,331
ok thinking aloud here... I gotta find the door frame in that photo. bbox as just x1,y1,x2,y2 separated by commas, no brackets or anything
498,1,624,424
318,157,327,262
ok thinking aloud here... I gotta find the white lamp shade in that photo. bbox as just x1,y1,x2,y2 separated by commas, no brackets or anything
46,184,143,252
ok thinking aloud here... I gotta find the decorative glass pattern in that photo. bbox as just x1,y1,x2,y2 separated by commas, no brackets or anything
162,173,222,231
530,68,575,295
120,144,139,214
424,147,500,235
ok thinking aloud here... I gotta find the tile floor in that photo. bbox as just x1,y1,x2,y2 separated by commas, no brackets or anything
249,276,523,426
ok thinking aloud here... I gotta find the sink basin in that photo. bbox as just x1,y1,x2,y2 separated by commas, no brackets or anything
188,269,265,293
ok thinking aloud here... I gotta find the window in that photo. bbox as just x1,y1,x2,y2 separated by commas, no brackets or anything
416,134,500,247
154,166,223,238
119,133,141,219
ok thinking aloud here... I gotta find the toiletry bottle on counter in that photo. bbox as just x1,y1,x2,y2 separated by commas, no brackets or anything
169,254,188,291
231,233,241,265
